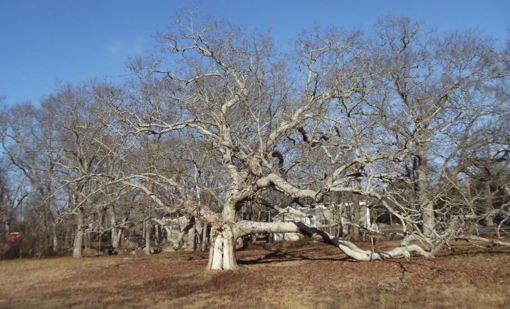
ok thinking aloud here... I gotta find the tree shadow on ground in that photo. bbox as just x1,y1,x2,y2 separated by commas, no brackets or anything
238,249,350,265
439,248,510,258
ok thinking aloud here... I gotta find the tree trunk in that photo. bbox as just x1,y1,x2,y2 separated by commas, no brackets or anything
485,181,494,226
154,224,160,245
416,149,435,237
144,219,151,255
52,224,58,253
201,223,208,251
108,206,122,249
207,224,238,270
207,165,243,270
351,179,361,241
113,229,123,249
72,208,84,258
185,222,196,251
64,228,69,250
195,220,203,250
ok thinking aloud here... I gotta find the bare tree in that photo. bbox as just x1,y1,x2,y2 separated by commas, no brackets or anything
119,16,447,270
0,102,62,256
367,17,508,239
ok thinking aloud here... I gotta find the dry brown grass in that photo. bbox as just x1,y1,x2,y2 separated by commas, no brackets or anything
0,240,509,308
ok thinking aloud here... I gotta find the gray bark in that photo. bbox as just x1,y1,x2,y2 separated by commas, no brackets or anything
485,182,494,226
351,180,361,241
52,224,58,253
144,219,151,255
185,222,196,251
72,208,84,258
416,147,435,237
207,224,238,270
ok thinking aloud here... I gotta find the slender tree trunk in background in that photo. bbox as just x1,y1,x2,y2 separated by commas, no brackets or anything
144,219,151,255
154,224,160,245
109,206,123,250
186,222,196,251
162,226,172,245
201,223,208,251
195,220,203,250
485,181,494,226
52,224,58,253
351,179,361,241
84,230,90,251
63,228,69,251
111,227,121,249
73,207,84,258
115,229,123,249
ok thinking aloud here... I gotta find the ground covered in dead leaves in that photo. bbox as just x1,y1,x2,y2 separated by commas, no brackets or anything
1,240,509,308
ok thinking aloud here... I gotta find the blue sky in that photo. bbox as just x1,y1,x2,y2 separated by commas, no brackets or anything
1,0,508,106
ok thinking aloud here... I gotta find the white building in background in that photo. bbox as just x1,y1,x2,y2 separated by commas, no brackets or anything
272,208,315,241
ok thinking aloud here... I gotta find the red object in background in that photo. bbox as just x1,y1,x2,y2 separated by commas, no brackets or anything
9,232,22,245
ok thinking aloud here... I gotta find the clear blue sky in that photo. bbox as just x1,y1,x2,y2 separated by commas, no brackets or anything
1,0,508,106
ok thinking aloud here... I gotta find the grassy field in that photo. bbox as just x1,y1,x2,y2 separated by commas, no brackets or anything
0,240,509,308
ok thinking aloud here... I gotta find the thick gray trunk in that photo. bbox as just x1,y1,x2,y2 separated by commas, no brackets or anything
207,167,244,270
416,148,434,237
351,179,361,240
72,208,84,258
419,171,435,237
207,224,238,270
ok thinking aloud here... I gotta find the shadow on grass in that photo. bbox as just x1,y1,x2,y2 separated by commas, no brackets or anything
238,249,350,265
440,248,510,258
238,243,510,266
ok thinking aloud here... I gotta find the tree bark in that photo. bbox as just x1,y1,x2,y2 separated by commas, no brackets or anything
52,223,58,253
208,169,242,270
351,180,361,241
416,149,435,237
154,224,160,245
144,219,151,255
201,222,208,251
72,208,84,258
485,181,494,226
195,220,203,250
207,223,238,270
185,222,196,251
